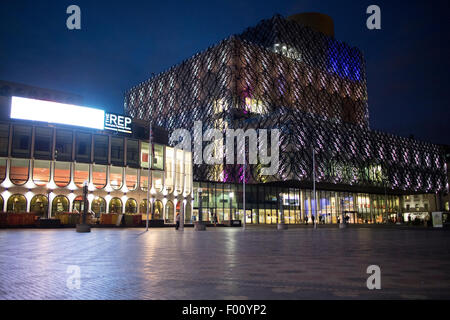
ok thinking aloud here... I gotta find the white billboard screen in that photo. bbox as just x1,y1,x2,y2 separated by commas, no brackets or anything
10,96,105,130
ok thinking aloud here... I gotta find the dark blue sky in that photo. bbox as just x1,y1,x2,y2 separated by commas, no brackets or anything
1,0,449,144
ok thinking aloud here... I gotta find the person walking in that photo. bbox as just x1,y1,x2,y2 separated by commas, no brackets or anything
175,212,180,230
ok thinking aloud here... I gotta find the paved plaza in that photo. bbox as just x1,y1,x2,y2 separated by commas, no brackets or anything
0,226,450,300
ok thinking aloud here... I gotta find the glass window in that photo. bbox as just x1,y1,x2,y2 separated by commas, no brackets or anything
75,132,91,163
165,147,174,193
7,194,27,213
54,161,71,187
165,200,174,222
52,195,69,215
11,125,31,158
175,149,184,193
0,195,3,212
34,127,53,160
140,169,150,191
154,200,163,220
0,158,6,183
92,164,106,189
0,124,9,157
109,166,123,190
126,168,138,190
140,141,150,168
72,196,85,213
30,195,48,217
111,137,124,166
33,160,51,186
74,163,89,188
55,129,73,161
139,199,148,214
126,139,139,168
184,151,192,194
153,144,164,170
109,197,123,214
91,197,106,217
125,198,137,214
93,135,108,164
10,159,29,185
153,171,163,193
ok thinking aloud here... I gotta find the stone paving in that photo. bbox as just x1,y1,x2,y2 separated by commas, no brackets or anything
0,226,450,300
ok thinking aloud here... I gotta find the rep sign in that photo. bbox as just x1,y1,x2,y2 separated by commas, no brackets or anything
105,113,132,134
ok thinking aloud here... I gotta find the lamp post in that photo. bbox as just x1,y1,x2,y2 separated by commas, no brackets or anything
76,181,91,233
312,145,317,229
146,122,154,232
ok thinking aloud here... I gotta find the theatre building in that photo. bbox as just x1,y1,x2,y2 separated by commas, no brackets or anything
0,80,193,223
125,13,449,225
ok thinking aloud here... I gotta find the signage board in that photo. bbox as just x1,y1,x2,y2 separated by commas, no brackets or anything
105,113,132,134
11,96,105,130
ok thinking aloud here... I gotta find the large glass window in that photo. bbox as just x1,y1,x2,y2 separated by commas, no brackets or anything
34,127,53,160
154,200,163,220
126,139,139,168
126,168,138,190
72,196,85,213
54,161,71,187
111,137,124,166
175,149,184,193
153,144,164,170
30,195,48,217
33,160,51,186
75,132,91,163
55,130,73,161
165,200,174,222
109,166,123,190
74,163,89,188
125,198,137,214
10,159,29,185
0,124,10,157
0,195,3,212
139,199,148,214
140,141,150,168
52,195,69,215
153,171,163,192
109,197,123,214
184,151,192,194
165,147,174,193
7,194,27,213
93,135,108,164
11,125,31,158
92,164,107,189
0,158,6,183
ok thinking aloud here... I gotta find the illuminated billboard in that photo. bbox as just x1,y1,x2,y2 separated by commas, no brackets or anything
10,96,105,130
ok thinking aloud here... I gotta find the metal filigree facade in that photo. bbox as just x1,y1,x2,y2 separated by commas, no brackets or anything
124,15,447,195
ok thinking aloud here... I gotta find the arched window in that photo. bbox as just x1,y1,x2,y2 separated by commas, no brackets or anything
126,168,138,190
0,158,6,184
125,198,137,214
74,163,89,188
91,197,106,216
0,194,4,212
110,166,123,190
92,164,107,189
139,199,148,214
154,200,163,220
109,197,122,214
33,160,51,186
10,159,29,185
185,201,192,221
52,195,69,215
7,194,27,213
165,200,174,223
54,162,71,187
72,196,85,213
30,195,49,217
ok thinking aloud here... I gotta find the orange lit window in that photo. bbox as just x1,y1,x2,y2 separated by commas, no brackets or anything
54,162,71,187
126,168,137,191
92,165,106,189
110,166,123,190
74,163,89,188
0,158,6,183
33,160,51,186
10,159,29,185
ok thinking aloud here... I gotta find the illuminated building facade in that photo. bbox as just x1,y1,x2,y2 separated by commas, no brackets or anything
0,81,193,223
124,14,448,224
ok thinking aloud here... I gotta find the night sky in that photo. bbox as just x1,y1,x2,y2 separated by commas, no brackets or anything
0,0,449,145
